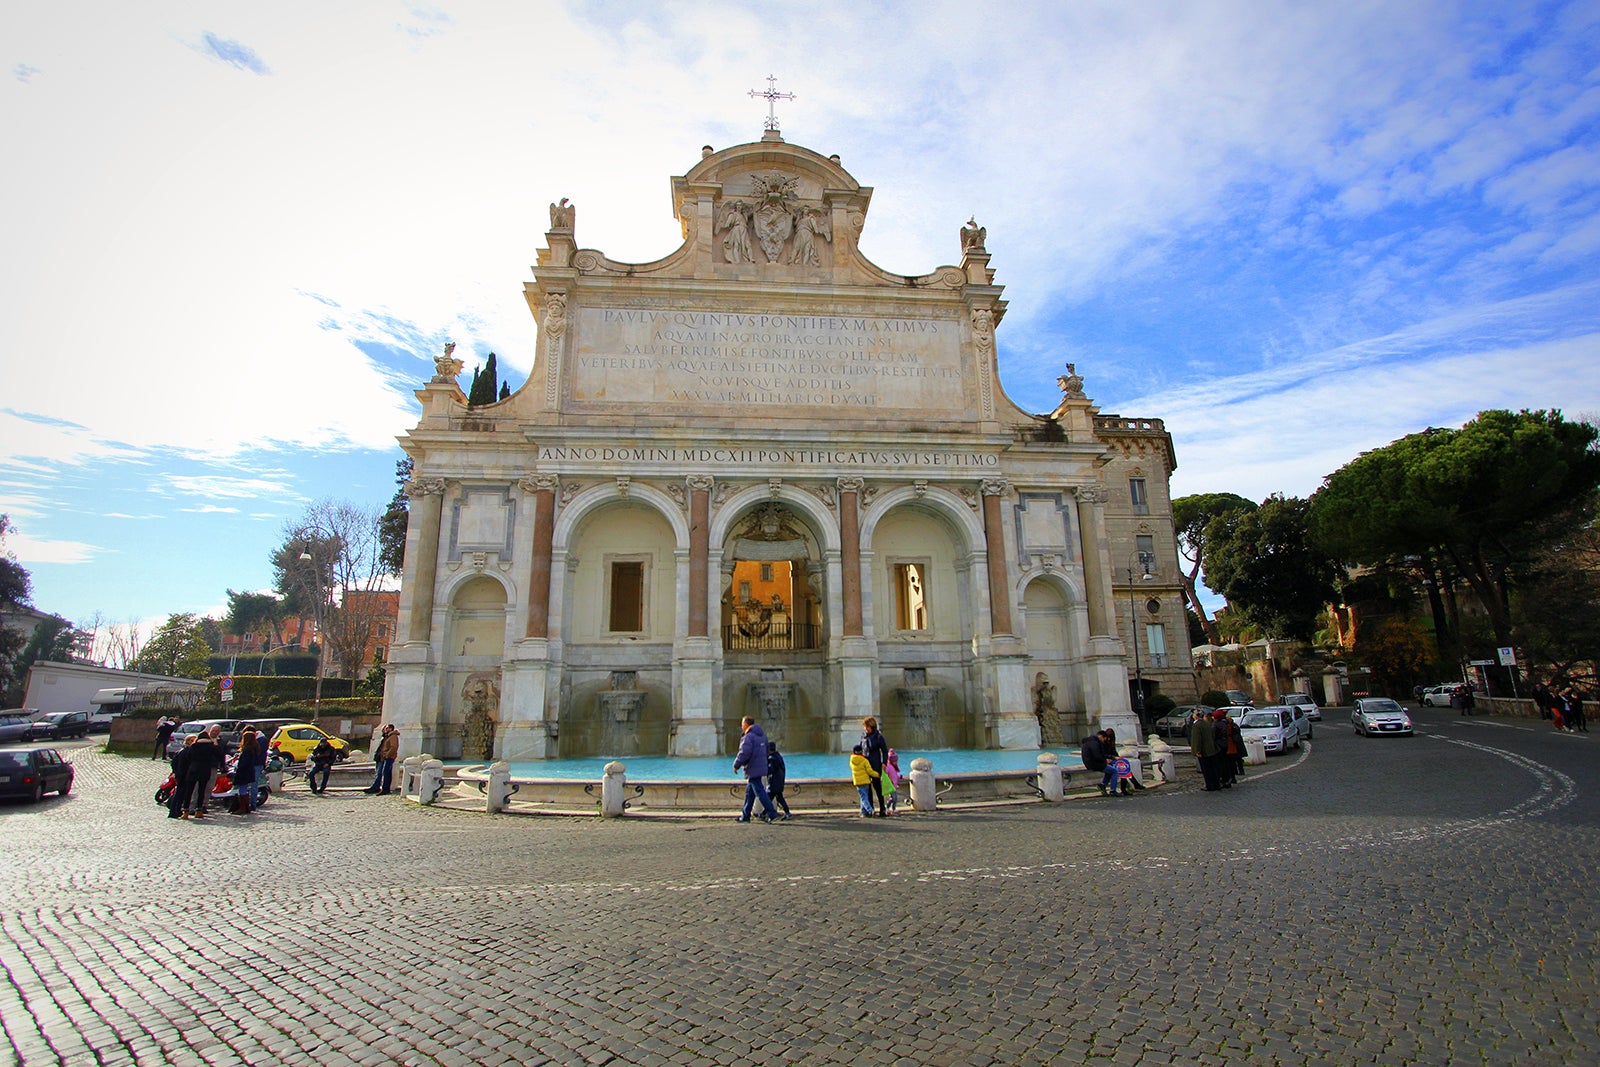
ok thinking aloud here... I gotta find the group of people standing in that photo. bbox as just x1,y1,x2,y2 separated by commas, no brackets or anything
164,723,265,819
1535,683,1589,732
733,714,904,821
1188,707,1245,792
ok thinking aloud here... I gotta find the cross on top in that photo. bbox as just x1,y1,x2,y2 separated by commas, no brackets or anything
749,75,795,132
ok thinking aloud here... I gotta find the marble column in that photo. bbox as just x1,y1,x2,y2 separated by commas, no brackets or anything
1072,484,1112,638
687,475,712,637
837,477,864,636
673,474,719,756
1072,483,1139,736
980,479,1013,635
524,475,558,639
403,478,446,643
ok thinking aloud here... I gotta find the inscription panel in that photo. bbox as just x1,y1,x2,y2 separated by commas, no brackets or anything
570,306,969,415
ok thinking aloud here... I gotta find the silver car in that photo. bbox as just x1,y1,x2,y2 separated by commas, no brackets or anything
1238,705,1312,754
1352,697,1414,737
1281,692,1322,721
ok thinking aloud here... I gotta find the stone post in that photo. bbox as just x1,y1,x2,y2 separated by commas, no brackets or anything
417,758,444,805
1036,752,1064,802
909,757,937,812
600,761,628,818
1146,735,1175,783
486,760,513,813
400,755,423,796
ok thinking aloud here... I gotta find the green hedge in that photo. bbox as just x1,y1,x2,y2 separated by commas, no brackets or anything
208,654,319,678
202,675,355,704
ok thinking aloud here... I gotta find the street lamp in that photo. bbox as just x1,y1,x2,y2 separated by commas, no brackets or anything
257,640,300,675
1127,550,1155,727
299,545,328,711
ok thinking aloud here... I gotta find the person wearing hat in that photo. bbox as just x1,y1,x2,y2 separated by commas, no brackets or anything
364,724,400,795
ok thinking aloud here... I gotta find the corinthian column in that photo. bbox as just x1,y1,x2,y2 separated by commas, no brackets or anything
981,479,1013,636
1073,483,1112,637
521,474,558,639
402,478,447,643
687,475,713,637
837,477,864,636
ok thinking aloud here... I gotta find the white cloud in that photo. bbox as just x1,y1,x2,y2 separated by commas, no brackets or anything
6,530,100,565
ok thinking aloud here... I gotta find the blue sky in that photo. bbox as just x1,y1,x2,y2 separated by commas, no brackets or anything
3,0,1598,638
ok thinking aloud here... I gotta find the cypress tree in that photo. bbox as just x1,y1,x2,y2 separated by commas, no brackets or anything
468,353,499,406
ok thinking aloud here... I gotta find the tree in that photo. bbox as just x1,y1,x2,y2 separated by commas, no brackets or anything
1355,617,1435,693
468,351,500,406
1310,410,1600,648
1512,527,1600,686
1172,493,1256,644
132,613,214,679
0,515,33,698
1203,495,1343,642
224,589,287,650
378,456,413,577
275,500,393,682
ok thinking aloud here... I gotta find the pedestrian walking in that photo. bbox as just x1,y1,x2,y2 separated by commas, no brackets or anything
1565,688,1587,733
731,716,778,823
153,715,179,760
765,741,792,819
850,745,877,817
365,724,399,794
860,716,890,816
883,748,904,814
308,737,338,794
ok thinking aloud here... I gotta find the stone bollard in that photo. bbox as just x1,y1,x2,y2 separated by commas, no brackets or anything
1116,742,1146,787
1146,735,1175,784
265,764,284,793
485,760,513,813
600,761,628,818
400,755,423,796
1244,738,1268,765
417,759,444,805
1036,752,1064,801
909,757,937,812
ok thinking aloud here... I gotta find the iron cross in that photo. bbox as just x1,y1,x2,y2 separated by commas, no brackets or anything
749,75,795,132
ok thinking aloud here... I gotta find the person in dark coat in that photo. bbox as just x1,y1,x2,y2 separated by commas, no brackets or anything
181,733,226,818
1190,710,1224,791
232,729,260,814
1080,729,1115,796
731,716,778,823
1565,688,1587,733
153,716,179,760
859,716,890,816
308,738,338,794
766,741,792,819
166,735,195,818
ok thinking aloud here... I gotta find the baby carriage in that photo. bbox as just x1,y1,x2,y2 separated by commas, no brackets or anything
156,756,270,810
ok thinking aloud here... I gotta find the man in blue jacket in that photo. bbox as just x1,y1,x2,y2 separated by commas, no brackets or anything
731,716,779,824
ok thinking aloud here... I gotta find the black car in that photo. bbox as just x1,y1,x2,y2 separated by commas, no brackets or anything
0,747,74,801
0,713,37,744
27,711,90,740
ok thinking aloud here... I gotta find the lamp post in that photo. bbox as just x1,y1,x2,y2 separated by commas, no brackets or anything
1127,550,1154,728
299,544,329,712
256,640,299,676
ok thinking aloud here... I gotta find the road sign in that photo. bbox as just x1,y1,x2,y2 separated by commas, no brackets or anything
220,676,233,702
1469,659,1494,666
1497,647,1517,666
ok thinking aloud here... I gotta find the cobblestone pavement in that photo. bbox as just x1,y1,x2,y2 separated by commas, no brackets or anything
2,708,1597,1066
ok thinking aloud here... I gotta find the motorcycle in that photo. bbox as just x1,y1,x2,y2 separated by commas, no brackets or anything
156,755,270,810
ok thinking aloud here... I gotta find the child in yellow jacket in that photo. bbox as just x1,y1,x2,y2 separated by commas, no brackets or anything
850,745,877,817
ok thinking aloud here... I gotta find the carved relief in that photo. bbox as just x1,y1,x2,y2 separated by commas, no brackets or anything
406,478,447,500
543,290,567,408
1058,362,1086,398
1073,484,1108,506
686,474,714,493
836,476,864,495
790,208,833,266
809,483,836,510
713,482,738,506
720,199,754,264
750,172,800,262
717,172,833,268
971,307,994,357
980,478,1009,497
518,474,558,495
960,486,980,511
860,482,882,508
665,482,686,510
560,482,582,506
913,480,929,497
616,476,631,496
768,477,783,497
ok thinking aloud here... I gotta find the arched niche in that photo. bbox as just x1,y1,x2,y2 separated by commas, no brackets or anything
1021,574,1087,743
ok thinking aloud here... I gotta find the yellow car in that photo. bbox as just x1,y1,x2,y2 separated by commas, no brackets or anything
268,724,351,763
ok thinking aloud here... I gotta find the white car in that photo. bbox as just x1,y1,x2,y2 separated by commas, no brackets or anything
1281,692,1321,721
1420,685,1458,707
1352,697,1414,737
1237,705,1312,754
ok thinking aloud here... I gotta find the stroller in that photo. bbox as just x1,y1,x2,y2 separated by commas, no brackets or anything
156,755,270,811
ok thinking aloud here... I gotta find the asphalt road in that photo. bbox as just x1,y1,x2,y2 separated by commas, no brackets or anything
1,707,1596,1066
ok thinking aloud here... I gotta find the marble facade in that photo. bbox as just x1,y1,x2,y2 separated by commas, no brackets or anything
382,129,1191,761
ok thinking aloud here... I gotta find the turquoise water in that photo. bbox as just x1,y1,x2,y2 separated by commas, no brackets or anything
458,748,1085,781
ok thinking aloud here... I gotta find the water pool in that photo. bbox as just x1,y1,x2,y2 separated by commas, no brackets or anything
453,748,1085,781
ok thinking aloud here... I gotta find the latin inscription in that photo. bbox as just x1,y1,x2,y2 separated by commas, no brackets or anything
535,445,1000,468
570,308,967,411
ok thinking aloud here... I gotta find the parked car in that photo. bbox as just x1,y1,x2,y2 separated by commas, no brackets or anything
26,711,90,740
268,724,351,764
0,712,38,744
1237,705,1312,754
164,719,244,758
1420,685,1459,708
1281,692,1322,721
1352,697,1414,737
239,718,299,744
1154,705,1214,739
1223,690,1255,707
0,747,74,801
